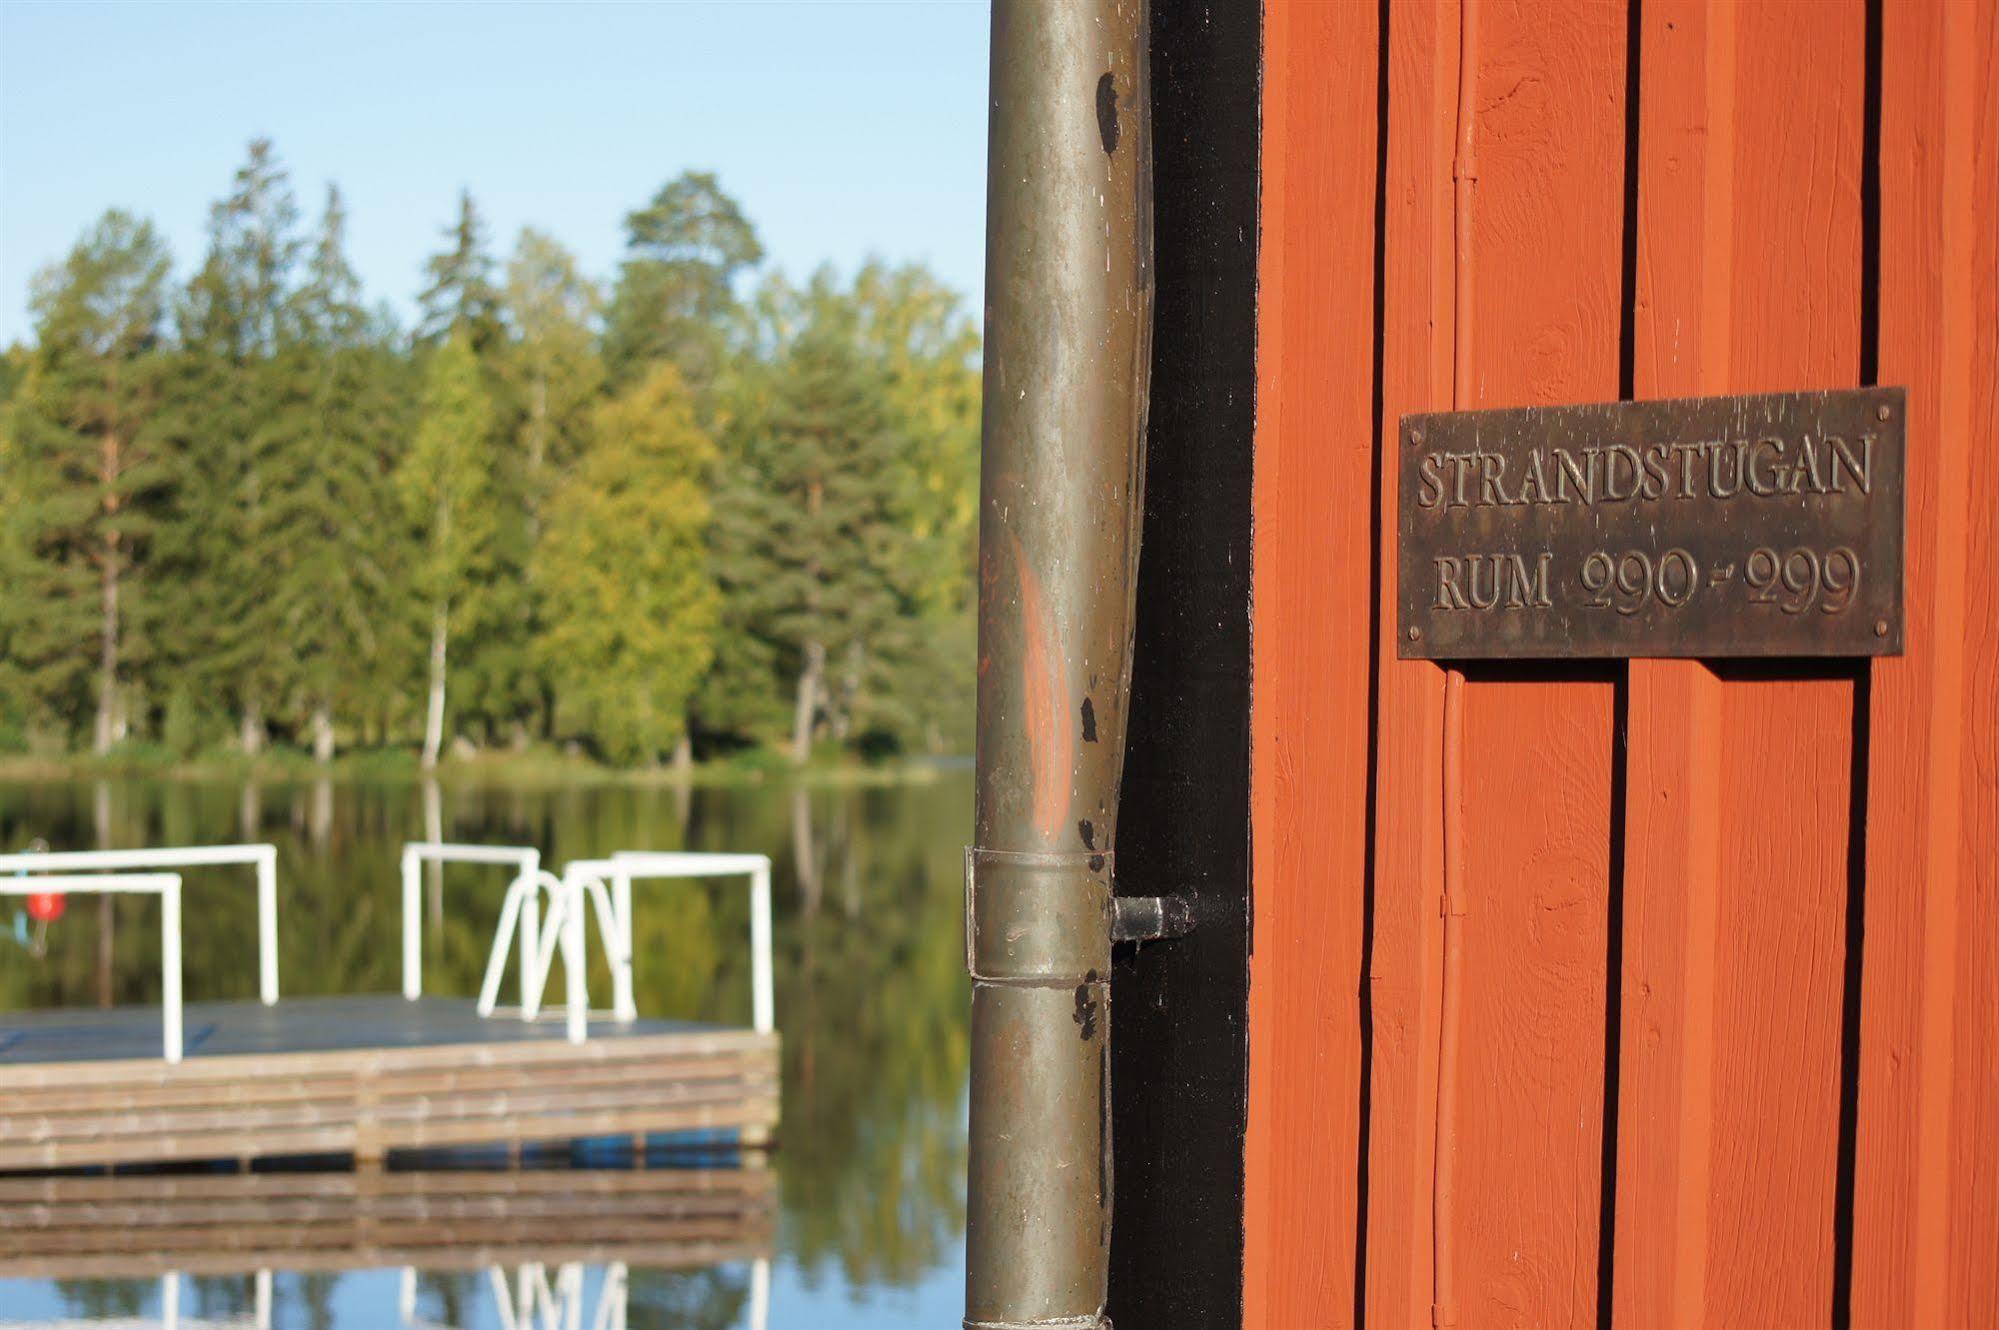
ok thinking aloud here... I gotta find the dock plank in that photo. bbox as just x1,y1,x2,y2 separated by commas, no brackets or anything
0,995,778,1169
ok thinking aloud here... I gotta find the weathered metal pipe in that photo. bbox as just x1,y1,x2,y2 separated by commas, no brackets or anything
966,2,1151,1327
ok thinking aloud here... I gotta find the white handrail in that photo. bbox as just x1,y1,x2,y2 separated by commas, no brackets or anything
399,842,541,1006
0,845,278,1005
612,852,774,1037
533,852,774,1041
0,873,183,1062
519,863,626,1045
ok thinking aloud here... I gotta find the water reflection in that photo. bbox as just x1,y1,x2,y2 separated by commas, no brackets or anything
16,1260,766,1330
0,771,971,1328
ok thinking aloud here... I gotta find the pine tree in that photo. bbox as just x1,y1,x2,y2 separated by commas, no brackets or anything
2,212,173,750
397,330,495,768
603,172,762,393
416,191,502,350
536,364,718,764
712,275,919,762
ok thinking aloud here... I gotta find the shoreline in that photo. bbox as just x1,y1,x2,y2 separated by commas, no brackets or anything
0,747,966,789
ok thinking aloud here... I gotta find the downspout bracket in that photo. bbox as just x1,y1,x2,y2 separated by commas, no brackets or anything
965,847,1115,983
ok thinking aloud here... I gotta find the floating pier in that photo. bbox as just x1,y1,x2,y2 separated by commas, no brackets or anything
0,843,781,1171
0,996,778,1170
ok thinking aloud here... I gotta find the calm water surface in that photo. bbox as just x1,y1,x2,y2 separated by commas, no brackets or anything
0,771,971,1329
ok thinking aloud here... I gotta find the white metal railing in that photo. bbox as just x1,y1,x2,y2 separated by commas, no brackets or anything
399,843,542,1006
529,852,774,1045
399,842,774,1048
0,873,183,1062
0,845,279,1005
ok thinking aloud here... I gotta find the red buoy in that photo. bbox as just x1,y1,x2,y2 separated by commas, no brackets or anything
25,891,64,923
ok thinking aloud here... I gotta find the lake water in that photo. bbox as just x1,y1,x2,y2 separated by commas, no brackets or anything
0,770,971,1329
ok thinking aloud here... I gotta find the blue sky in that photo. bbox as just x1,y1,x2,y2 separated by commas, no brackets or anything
0,1,991,346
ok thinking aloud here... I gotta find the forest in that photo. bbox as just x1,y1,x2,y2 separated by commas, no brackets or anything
0,139,980,771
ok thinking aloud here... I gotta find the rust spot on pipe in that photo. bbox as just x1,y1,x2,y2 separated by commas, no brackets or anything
1014,534,1074,842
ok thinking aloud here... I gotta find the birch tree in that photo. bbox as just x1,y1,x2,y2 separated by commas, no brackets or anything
536,363,717,764
398,331,494,768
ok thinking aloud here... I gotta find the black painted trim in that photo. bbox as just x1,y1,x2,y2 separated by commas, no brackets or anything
1107,2,1260,1323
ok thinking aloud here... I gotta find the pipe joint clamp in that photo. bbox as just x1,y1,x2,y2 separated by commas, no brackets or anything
965,847,1114,984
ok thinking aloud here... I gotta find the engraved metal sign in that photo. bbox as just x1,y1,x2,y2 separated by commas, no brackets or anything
1398,387,1905,659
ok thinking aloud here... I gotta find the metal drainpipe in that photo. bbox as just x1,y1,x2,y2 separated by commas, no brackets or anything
966,2,1151,1328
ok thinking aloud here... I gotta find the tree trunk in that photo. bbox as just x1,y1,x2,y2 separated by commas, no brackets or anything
791,640,825,764
422,607,448,770
93,429,123,756
239,701,266,757
311,702,336,764
830,641,863,744
94,541,119,755
526,373,548,539
672,731,693,778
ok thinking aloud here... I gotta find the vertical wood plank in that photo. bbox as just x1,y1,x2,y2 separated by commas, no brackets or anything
1243,1,1381,1325
1856,0,1999,1322
1614,0,1731,1321
1704,3,1866,1323
1366,0,1457,1322
1442,2,1628,1325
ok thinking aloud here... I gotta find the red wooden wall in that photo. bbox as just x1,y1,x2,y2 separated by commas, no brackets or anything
1244,1,1998,1326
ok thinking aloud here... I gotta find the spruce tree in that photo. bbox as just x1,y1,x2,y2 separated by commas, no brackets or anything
2,212,173,750
416,191,502,351
536,364,717,764
165,139,305,754
262,186,410,761
397,330,495,768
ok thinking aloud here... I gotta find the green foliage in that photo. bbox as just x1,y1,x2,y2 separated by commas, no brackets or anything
162,139,310,749
537,365,718,763
159,682,205,758
8,145,978,768
707,266,977,757
262,187,413,755
454,229,605,742
1,211,174,747
399,330,495,613
416,190,502,350
604,171,763,392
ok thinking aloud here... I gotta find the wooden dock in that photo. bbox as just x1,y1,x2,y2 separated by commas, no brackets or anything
0,1166,775,1279
0,995,778,1171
